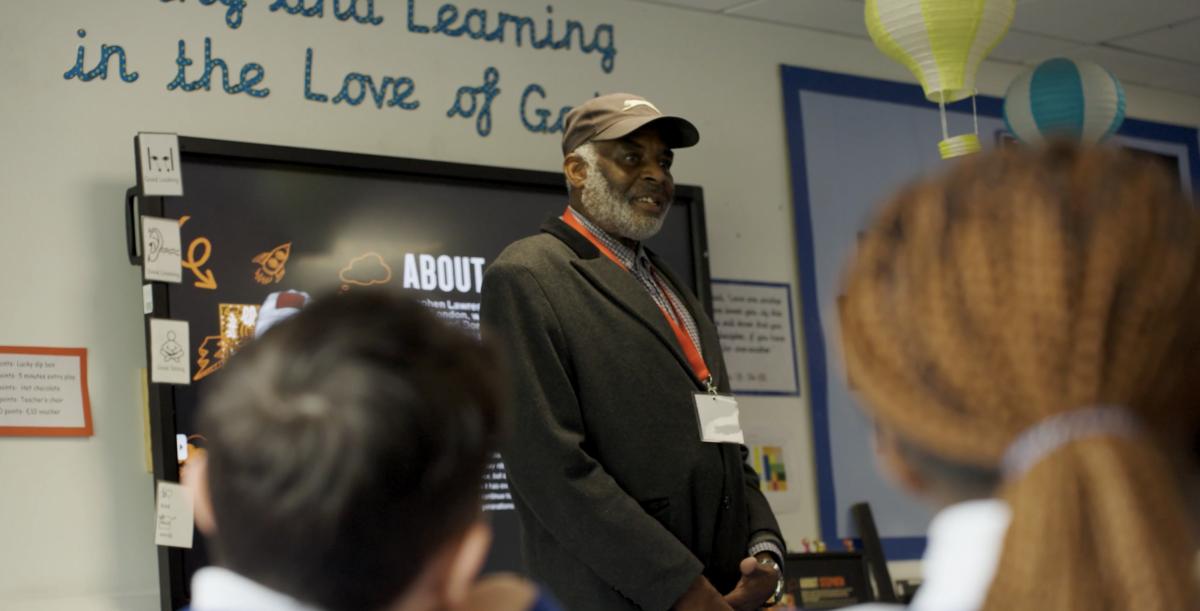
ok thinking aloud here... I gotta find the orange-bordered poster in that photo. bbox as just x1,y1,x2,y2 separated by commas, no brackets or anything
0,346,93,437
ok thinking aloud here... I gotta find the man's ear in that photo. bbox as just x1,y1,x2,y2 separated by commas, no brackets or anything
389,521,492,611
563,153,590,191
440,521,492,609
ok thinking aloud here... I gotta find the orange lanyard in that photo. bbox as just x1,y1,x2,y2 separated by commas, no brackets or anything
561,208,714,389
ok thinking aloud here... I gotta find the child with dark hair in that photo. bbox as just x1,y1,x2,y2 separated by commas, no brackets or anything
182,289,559,611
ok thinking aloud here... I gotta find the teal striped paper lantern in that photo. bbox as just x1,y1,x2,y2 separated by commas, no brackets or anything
1004,58,1126,145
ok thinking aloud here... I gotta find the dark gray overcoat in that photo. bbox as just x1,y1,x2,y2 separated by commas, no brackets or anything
481,217,784,611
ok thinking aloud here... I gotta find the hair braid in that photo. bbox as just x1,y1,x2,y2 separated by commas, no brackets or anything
840,143,1200,610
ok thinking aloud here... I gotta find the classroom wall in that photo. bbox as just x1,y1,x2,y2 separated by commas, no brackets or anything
1,1,1197,608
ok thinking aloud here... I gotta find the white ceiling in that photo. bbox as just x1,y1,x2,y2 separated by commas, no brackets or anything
633,0,1200,97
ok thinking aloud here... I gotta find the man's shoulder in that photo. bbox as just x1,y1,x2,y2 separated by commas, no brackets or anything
491,233,576,273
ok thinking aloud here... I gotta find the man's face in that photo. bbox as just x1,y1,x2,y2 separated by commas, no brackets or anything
577,126,676,241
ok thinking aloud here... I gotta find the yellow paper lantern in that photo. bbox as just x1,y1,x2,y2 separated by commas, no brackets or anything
865,0,1015,158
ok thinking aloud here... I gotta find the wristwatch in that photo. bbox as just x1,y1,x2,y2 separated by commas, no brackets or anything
758,555,785,607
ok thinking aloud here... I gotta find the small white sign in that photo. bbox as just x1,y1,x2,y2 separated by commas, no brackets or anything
141,216,182,283
0,349,90,434
137,133,184,197
154,481,194,549
149,318,190,385
695,393,744,444
143,284,154,315
712,280,800,395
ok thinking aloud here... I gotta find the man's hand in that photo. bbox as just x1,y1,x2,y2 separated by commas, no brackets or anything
672,574,734,610
723,555,780,611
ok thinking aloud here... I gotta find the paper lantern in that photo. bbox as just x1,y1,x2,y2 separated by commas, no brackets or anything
1003,58,1126,145
866,0,1015,159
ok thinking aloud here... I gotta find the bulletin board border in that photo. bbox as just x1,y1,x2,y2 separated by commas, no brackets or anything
780,63,1200,561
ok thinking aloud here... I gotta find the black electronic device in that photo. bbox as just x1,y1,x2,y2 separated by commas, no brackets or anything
126,136,711,611
770,552,872,609
851,502,898,603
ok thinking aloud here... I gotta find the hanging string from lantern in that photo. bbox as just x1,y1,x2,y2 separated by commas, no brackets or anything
938,92,949,141
972,91,979,136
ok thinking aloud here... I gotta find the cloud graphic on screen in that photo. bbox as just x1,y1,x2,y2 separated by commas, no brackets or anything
339,253,393,286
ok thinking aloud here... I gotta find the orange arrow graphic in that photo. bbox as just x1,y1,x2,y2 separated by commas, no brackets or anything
182,237,218,290
193,269,218,290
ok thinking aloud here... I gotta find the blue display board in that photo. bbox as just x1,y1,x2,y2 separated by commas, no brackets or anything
781,64,1200,560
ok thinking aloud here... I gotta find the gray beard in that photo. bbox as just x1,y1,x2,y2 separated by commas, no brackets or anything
577,167,669,242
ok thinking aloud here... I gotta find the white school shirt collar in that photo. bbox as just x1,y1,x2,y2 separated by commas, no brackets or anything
849,499,1011,611
190,566,324,611
909,499,1011,611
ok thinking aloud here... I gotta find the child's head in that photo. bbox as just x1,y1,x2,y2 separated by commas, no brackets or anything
187,289,504,611
840,143,1200,610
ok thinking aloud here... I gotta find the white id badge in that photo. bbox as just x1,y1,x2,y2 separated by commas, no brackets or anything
694,393,744,444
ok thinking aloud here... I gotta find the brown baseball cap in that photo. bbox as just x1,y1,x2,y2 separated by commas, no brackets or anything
561,93,700,155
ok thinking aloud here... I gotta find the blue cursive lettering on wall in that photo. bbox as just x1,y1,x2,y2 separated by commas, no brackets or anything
408,1,616,73
204,0,247,29
303,48,329,102
520,83,571,134
63,29,139,83
406,0,430,33
305,48,420,109
446,67,501,137
166,38,270,97
271,0,327,18
62,2,622,138
160,0,247,29
270,0,384,25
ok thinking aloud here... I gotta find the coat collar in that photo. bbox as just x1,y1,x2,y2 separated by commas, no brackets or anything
542,216,601,260
540,217,718,390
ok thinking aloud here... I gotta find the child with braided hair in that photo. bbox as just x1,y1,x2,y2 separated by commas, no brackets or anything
839,143,1200,611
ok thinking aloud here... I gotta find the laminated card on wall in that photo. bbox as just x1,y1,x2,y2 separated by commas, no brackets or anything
0,346,93,437
149,319,190,385
142,216,183,283
711,280,800,396
137,133,184,197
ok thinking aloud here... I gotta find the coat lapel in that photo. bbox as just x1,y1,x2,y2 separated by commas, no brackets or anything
542,217,702,388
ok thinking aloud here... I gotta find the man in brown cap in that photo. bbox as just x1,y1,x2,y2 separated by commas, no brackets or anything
481,93,785,611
